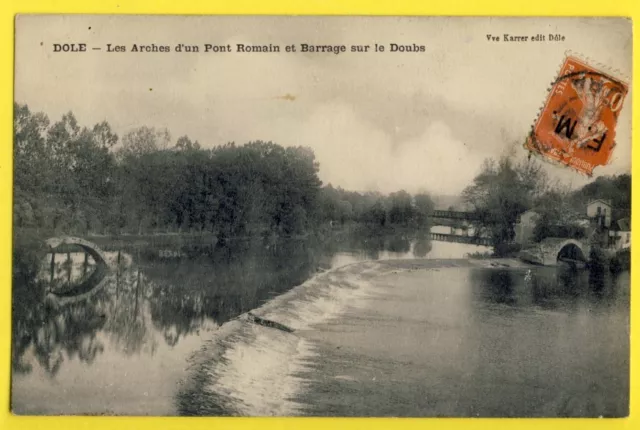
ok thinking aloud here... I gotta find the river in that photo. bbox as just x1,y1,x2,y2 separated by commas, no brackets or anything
10,228,628,417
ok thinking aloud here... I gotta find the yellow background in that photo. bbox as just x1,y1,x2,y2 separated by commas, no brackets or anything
0,1,636,429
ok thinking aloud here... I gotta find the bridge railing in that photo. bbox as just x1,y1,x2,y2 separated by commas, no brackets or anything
431,210,501,223
428,232,493,246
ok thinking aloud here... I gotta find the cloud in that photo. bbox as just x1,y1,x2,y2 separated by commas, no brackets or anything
266,102,484,195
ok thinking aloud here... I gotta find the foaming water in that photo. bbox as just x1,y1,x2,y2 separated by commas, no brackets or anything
211,326,315,415
178,261,392,416
255,262,386,330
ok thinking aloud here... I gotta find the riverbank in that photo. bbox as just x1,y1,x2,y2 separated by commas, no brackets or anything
177,255,629,417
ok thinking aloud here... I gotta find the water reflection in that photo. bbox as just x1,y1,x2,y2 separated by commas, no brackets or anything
477,270,518,306
12,283,108,377
325,227,433,260
471,264,628,312
413,231,432,258
7,237,341,375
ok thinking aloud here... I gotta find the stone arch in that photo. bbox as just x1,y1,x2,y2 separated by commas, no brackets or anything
534,238,588,266
554,239,587,263
44,236,112,307
45,236,110,268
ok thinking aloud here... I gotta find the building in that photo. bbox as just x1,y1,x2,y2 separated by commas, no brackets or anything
609,217,630,250
514,210,540,245
586,199,612,228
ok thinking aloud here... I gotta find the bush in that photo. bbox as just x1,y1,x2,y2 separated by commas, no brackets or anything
588,246,608,271
533,218,586,242
492,242,522,257
610,249,630,274
466,251,493,259
13,230,48,291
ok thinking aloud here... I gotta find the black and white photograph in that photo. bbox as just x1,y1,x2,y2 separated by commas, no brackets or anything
11,15,631,417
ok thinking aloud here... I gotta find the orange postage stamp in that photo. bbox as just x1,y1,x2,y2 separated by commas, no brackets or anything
525,55,629,175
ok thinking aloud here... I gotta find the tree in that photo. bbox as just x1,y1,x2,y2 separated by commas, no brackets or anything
462,156,548,249
13,103,50,196
92,121,119,150
571,174,631,221
175,135,201,151
364,201,387,226
118,126,171,160
532,188,587,242
336,200,353,224
414,193,434,228
14,105,123,233
388,190,414,225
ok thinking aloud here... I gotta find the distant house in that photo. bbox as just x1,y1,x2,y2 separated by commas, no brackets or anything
609,217,631,250
587,199,612,228
514,210,540,245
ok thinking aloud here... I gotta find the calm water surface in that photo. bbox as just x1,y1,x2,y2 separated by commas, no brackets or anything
294,265,629,417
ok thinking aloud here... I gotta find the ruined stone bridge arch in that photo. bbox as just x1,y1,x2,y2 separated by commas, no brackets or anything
44,236,113,307
519,237,590,266
45,236,110,268
539,238,589,266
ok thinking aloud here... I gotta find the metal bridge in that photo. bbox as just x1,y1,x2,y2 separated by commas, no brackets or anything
431,210,499,223
429,232,493,246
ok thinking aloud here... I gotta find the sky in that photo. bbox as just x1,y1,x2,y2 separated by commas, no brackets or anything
15,16,632,196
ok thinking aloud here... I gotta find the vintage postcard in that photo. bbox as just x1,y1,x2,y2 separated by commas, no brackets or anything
11,15,631,417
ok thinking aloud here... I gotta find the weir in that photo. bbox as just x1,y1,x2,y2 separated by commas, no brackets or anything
246,312,295,333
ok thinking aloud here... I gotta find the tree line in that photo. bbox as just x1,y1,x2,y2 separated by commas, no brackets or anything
13,103,434,240
319,185,433,229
